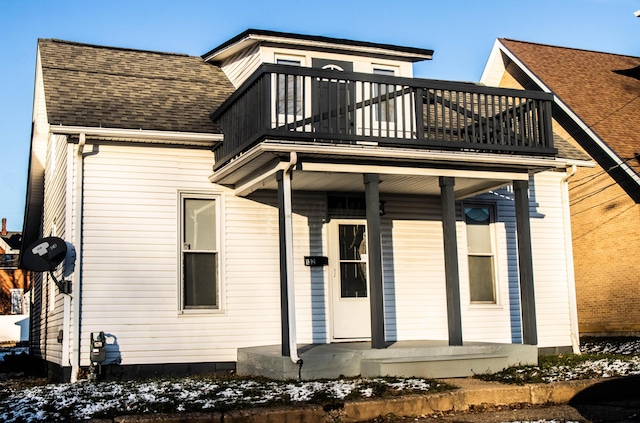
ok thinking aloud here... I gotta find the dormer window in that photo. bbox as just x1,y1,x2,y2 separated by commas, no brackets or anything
373,67,397,123
276,57,303,119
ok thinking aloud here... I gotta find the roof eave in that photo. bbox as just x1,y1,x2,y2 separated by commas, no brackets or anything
49,125,224,146
203,29,433,63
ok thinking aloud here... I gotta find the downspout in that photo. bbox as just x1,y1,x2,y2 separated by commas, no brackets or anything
70,133,86,382
283,152,301,366
61,139,74,375
561,165,580,353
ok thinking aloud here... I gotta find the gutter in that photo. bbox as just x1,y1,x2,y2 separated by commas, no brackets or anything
50,125,223,146
561,165,581,353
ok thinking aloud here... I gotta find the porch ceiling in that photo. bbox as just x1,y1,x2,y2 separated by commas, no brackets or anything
210,141,560,198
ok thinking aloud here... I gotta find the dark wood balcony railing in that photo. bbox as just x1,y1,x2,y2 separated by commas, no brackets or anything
210,64,556,170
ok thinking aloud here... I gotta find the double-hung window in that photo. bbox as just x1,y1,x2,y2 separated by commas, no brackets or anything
464,204,497,304
373,67,396,123
276,58,303,122
181,195,219,310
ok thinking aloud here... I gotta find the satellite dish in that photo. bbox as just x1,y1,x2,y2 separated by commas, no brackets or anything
23,237,68,272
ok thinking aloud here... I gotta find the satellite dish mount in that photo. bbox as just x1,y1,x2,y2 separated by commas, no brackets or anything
23,237,73,295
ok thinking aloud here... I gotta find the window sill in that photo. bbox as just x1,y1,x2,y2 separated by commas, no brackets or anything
467,303,504,310
179,308,225,316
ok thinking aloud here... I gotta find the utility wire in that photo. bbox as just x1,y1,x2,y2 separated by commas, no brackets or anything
572,203,636,241
570,181,618,206
585,94,640,132
571,192,630,216
569,155,639,189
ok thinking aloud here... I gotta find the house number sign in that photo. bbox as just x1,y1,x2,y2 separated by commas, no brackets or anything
304,256,328,267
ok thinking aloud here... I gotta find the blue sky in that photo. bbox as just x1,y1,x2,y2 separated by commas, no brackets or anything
1,0,639,231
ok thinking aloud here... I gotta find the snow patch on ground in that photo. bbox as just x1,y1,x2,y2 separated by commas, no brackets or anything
1,339,639,422
0,377,447,422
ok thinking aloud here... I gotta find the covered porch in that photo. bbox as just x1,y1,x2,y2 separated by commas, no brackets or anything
209,66,559,379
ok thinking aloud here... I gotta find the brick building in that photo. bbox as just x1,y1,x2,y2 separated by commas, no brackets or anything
0,218,31,314
482,39,640,336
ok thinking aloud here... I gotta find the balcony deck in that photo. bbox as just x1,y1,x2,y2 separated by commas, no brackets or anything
210,64,556,171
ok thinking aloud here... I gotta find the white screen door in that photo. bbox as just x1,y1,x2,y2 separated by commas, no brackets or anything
330,220,371,339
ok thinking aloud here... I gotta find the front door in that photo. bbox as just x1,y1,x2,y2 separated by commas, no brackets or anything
330,220,371,340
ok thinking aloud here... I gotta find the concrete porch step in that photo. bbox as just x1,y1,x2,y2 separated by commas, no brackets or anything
237,342,537,380
360,353,509,379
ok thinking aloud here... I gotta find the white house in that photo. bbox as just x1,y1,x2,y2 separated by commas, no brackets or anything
22,30,590,382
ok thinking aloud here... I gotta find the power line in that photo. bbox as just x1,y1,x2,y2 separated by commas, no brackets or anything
572,203,636,242
571,192,630,216
570,181,618,206
569,155,640,188
586,94,640,132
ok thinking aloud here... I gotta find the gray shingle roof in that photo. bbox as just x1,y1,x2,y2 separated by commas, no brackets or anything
553,134,591,162
38,39,235,133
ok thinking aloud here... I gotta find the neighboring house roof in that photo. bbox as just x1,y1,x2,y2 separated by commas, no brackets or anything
488,39,640,202
38,39,236,133
0,232,22,252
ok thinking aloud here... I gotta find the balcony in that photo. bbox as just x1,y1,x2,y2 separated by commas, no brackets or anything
210,64,556,171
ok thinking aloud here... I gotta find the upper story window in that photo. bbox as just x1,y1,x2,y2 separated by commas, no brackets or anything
0,253,19,269
10,289,23,314
373,67,397,122
276,57,303,118
464,204,497,304
181,195,220,310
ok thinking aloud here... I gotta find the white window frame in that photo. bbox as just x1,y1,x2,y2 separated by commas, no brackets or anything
10,289,23,315
178,192,224,314
463,202,500,305
372,65,398,124
274,54,306,127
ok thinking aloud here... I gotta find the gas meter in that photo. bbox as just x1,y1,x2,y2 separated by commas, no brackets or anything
90,332,106,364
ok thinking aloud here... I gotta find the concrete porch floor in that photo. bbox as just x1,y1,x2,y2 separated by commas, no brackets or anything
237,340,538,380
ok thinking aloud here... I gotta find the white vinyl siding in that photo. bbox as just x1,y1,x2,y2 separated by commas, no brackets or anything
36,134,68,365
381,196,449,342
76,146,573,367
220,44,262,88
80,146,325,365
528,172,574,347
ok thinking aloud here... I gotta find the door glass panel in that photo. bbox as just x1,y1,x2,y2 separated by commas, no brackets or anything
338,224,367,298
340,262,367,298
339,224,366,260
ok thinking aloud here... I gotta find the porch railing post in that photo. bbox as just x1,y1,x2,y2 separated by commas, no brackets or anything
414,87,424,140
440,176,463,346
262,72,272,131
364,173,385,349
